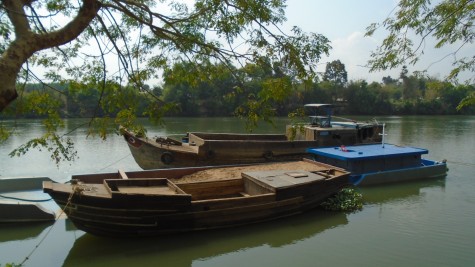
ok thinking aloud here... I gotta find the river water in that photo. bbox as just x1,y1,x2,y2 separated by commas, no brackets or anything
1,116,474,267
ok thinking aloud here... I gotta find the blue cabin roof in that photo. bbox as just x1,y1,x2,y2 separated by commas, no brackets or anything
307,144,428,161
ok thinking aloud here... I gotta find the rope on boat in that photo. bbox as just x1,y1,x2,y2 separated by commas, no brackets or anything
18,182,94,266
0,194,52,202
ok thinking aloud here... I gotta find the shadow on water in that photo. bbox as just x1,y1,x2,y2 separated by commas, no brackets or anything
0,221,54,243
63,210,349,267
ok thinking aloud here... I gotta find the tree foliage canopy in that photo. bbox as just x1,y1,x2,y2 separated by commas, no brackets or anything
0,0,331,163
366,0,475,109
323,60,348,86
366,0,475,77
2,1,474,164
0,0,330,111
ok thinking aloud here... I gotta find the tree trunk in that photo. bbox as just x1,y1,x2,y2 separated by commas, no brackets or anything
0,0,101,112
0,79,18,112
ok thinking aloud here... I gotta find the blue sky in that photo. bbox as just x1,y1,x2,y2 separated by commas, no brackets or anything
285,0,397,39
33,1,472,85
284,0,473,83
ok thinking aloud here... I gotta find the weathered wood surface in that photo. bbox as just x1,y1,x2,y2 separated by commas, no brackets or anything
43,160,349,236
173,160,338,182
122,121,383,169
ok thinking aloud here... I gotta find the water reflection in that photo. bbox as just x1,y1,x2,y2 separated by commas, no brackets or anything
0,220,82,267
0,221,53,243
360,177,447,205
63,210,348,267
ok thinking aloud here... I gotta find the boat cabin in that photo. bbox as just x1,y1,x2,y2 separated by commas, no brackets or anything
286,103,379,146
306,104,334,128
309,116,332,128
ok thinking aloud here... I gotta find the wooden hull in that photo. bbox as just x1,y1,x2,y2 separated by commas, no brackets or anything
124,132,318,169
123,124,382,170
43,160,349,237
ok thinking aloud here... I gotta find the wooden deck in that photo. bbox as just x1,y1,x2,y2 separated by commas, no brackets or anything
174,160,338,183
242,170,327,191
117,186,177,195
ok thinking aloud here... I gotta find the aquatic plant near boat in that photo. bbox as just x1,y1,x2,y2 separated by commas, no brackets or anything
320,188,363,212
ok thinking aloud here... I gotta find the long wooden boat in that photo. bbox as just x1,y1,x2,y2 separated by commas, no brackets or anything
43,160,349,237
123,104,383,169
307,143,448,186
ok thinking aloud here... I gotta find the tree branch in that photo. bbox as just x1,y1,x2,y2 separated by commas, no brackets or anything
0,0,101,111
35,0,101,50
2,0,31,37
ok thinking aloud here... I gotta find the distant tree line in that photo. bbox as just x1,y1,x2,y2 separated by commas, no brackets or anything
2,60,474,120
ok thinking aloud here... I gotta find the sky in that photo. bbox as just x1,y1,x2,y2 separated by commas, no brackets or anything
28,0,473,85
283,0,474,83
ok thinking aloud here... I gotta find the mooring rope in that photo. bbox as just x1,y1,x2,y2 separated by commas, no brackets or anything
98,153,132,171
19,182,94,266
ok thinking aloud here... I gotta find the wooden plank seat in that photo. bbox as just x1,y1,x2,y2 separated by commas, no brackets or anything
104,178,187,196
117,185,177,195
118,169,128,179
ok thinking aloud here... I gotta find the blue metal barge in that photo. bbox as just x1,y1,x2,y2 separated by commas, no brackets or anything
307,144,448,186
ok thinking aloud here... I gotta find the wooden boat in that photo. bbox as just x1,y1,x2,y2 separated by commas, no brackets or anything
0,177,56,222
123,104,383,169
307,143,448,186
43,160,349,237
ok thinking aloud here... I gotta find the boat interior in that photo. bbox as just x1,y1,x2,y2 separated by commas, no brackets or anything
104,177,274,201
186,132,288,145
103,169,336,202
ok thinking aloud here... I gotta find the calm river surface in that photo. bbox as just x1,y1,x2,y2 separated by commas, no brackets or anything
1,116,474,267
